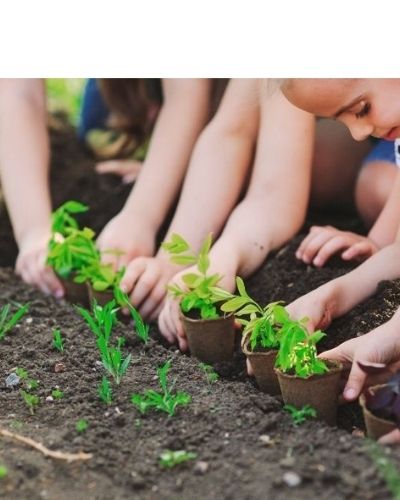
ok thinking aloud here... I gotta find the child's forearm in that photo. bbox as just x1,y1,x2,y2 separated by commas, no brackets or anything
0,79,51,245
122,79,211,232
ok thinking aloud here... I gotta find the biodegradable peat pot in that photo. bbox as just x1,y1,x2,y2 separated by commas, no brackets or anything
87,284,114,307
180,312,235,364
59,275,89,306
241,332,280,395
275,361,342,425
359,389,397,440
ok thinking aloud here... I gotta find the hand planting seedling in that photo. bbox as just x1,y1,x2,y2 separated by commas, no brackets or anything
0,303,29,340
98,376,112,404
20,390,40,415
52,328,64,352
131,361,191,416
199,363,219,384
51,389,64,400
76,419,89,433
114,288,150,344
159,450,197,468
283,404,317,425
0,465,7,480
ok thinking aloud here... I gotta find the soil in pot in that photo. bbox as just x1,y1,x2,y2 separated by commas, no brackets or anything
359,390,397,440
59,274,89,306
180,311,235,364
241,333,280,395
275,361,342,425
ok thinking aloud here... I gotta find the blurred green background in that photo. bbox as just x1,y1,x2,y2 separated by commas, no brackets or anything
46,79,86,127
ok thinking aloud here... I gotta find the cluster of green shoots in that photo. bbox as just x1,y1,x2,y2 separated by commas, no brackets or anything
17,368,40,415
52,328,64,352
284,404,317,425
159,450,197,468
0,303,29,341
162,234,225,320
131,360,191,416
114,288,150,344
76,419,89,433
199,363,219,385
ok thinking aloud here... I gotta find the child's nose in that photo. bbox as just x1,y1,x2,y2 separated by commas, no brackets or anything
349,121,374,141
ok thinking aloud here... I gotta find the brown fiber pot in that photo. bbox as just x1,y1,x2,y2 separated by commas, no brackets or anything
241,333,280,395
87,284,114,307
180,312,235,364
359,389,397,440
275,361,342,425
59,275,89,306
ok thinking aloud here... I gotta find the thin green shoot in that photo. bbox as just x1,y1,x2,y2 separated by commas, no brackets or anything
20,390,40,415
283,404,317,425
15,367,28,380
0,303,29,340
0,465,7,479
53,328,64,352
98,377,112,404
159,450,197,468
51,389,64,400
199,363,219,384
114,288,150,344
26,379,39,391
76,419,89,433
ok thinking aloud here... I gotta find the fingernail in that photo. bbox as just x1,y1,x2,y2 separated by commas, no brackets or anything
303,257,310,264
313,257,321,267
344,388,356,400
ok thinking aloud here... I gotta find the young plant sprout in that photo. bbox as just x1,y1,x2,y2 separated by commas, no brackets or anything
76,419,89,433
0,465,7,480
0,303,29,340
77,299,119,342
162,233,225,319
52,328,64,352
131,361,191,417
199,363,219,384
51,389,64,400
159,450,197,468
98,376,112,404
20,390,40,415
50,200,89,236
114,288,150,344
275,320,328,378
97,335,132,385
15,367,28,380
26,379,39,391
75,261,124,292
283,404,317,425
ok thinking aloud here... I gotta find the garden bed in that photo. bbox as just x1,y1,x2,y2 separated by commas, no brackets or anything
1,121,400,499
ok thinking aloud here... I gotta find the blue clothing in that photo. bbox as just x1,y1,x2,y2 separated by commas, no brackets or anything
78,79,109,140
363,138,400,167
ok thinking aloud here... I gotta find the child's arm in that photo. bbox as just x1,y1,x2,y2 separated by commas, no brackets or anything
0,79,62,297
96,79,213,269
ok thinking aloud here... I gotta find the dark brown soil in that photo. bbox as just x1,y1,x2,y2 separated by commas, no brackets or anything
1,122,400,499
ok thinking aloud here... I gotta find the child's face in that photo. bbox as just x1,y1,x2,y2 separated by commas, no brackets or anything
281,79,400,141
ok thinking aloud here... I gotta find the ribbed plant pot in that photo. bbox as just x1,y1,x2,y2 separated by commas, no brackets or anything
359,389,397,440
180,312,235,364
59,275,89,306
275,361,342,425
87,284,114,307
241,333,280,395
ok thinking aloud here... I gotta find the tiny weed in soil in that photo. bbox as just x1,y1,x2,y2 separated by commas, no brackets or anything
131,360,191,417
114,288,150,344
0,303,29,340
52,389,64,400
20,390,40,415
15,367,28,380
134,418,142,429
199,363,219,384
9,420,23,430
76,419,89,433
159,450,197,469
98,376,112,405
367,441,400,499
162,233,225,320
26,379,39,391
0,465,7,479
284,404,317,425
52,328,64,352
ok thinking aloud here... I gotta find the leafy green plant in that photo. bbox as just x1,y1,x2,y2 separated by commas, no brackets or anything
162,233,226,319
52,328,64,352
0,303,29,340
131,361,191,416
74,261,124,292
15,367,28,379
219,277,289,351
98,377,112,404
77,299,119,341
26,379,39,391
76,419,89,433
114,288,150,344
20,390,40,415
284,404,317,425
0,465,7,479
159,450,197,468
275,319,328,378
50,200,89,236
199,363,219,384
51,389,64,400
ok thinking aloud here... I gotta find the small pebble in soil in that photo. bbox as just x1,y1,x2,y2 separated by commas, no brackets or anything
25,317,33,324
46,396,54,402
282,471,302,488
258,435,275,446
279,456,295,467
5,373,20,388
193,461,209,475
54,362,65,373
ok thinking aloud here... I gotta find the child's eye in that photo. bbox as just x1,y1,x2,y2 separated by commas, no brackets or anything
355,102,371,119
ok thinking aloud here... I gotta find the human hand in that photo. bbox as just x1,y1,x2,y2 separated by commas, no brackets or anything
296,225,379,267
95,159,142,184
319,319,400,402
96,210,156,270
119,254,181,322
15,227,63,298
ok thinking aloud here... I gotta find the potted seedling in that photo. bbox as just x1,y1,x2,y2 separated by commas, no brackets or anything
47,201,99,305
274,320,342,425
358,362,399,440
219,277,288,394
162,233,235,364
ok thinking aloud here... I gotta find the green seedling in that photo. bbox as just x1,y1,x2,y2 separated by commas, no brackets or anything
98,376,112,404
76,419,89,433
284,404,317,425
75,261,124,292
199,363,219,384
26,379,39,391
51,389,64,400
77,299,119,342
20,390,40,415
0,465,7,479
52,328,64,352
0,303,29,340
15,367,28,380
50,200,89,236
131,361,191,416
97,335,131,385
276,319,328,378
159,450,197,469
162,233,225,320
114,288,150,344
217,277,289,351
